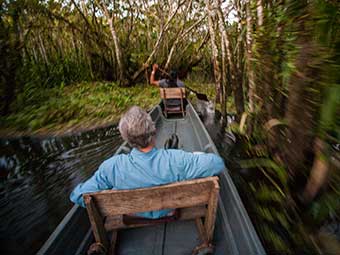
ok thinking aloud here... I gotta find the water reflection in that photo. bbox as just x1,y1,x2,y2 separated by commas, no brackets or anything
194,100,236,158
0,126,122,255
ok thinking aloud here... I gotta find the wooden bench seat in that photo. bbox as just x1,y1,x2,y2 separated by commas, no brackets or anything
83,176,219,255
159,87,186,117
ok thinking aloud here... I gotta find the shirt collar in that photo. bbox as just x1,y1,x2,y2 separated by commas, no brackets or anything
131,147,157,157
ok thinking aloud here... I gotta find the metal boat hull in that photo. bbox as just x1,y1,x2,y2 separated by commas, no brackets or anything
38,103,265,255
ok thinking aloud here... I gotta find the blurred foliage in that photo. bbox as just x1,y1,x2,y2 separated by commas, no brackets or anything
0,81,215,135
223,2,340,250
0,82,159,134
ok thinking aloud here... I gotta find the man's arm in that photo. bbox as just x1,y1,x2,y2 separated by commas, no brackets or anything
176,150,225,180
70,159,115,207
150,63,159,87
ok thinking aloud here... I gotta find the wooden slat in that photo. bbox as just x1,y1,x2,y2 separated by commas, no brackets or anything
83,177,217,217
84,196,109,250
159,88,186,99
108,231,117,255
205,179,220,242
195,218,208,243
104,206,207,231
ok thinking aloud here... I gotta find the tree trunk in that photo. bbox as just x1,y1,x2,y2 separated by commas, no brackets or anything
164,15,205,70
246,1,255,113
216,1,234,117
38,33,49,65
206,0,222,106
303,138,330,202
284,8,322,174
233,1,245,120
220,32,227,116
256,0,263,27
183,32,210,75
130,0,185,83
107,17,126,84
1,3,22,115
95,0,127,85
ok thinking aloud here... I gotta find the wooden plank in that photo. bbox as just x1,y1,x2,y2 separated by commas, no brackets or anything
205,179,220,243
104,206,206,231
195,217,208,243
159,88,186,99
83,177,217,217
181,94,185,117
84,196,109,250
108,231,117,255
160,88,186,116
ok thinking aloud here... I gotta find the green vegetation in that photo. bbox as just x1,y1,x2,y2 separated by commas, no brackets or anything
218,0,340,252
0,82,216,135
0,82,159,135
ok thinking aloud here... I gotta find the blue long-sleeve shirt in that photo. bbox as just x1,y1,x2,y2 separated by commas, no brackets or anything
70,147,225,218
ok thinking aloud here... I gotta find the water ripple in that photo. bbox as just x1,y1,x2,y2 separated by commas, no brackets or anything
0,125,122,255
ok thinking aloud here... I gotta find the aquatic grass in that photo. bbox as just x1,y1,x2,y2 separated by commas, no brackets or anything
0,81,233,136
0,82,159,135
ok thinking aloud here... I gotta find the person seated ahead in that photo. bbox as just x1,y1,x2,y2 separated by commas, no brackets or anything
70,106,225,219
150,64,185,108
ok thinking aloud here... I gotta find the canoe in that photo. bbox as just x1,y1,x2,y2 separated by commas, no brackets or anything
37,102,265,255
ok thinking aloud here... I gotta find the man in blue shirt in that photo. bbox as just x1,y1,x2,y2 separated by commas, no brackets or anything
70,106,225,219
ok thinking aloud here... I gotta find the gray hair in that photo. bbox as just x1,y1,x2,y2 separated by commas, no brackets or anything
118,106,156,148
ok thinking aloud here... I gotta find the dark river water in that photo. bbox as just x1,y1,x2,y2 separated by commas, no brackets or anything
0,126,123,255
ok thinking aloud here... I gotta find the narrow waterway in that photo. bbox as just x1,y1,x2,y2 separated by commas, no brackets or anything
0,127,122,255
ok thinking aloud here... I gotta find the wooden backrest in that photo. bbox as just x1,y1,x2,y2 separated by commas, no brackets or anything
83,176,220,253
83,176,218,217
159,87,186,99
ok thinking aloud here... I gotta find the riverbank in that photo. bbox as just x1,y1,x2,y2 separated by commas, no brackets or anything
0,82,216,138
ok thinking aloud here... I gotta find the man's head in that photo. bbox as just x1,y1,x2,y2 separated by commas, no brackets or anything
118,106,156,149
169,70,178,81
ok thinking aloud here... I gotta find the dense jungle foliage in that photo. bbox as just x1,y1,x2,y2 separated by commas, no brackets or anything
0,0,339,254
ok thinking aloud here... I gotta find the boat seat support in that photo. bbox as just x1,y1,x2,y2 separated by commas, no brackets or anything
83,176,220,255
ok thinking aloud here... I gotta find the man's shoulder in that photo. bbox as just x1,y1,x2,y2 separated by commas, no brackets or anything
177,80,185,87
160,148,191,158
159,79,184,88
100,153,126,168
159,79,168,88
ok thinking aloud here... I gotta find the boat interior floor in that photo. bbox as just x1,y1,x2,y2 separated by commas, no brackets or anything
155,115,201,151
115,218,232,254
116,221,200,255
